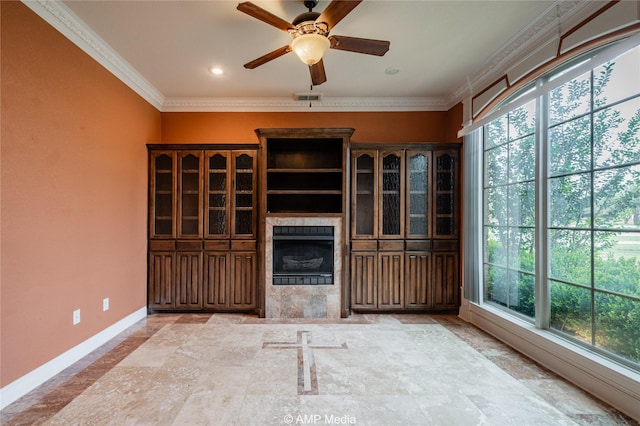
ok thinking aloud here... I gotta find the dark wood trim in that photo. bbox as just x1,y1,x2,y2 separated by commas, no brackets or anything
350,142,461,150
255,128,355,138
147,143,259,151
558,0,621,57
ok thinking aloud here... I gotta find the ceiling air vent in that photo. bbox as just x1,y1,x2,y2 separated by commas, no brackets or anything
294,92,322,102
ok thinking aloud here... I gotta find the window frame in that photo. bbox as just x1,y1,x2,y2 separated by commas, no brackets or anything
477,38,640,371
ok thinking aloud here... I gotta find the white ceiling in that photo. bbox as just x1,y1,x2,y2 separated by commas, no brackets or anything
48,1,586,111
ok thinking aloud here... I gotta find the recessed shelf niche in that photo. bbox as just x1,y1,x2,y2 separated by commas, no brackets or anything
265,137,344,213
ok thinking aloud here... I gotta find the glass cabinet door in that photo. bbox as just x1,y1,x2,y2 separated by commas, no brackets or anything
352,151,377,238
151,152,176,238
434,151,458,238
205,151,230,238
178,151,203,238
232,151,256,239
379,151,405,238
407,151,431,238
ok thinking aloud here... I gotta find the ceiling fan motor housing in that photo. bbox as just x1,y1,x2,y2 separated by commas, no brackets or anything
291,12,329,38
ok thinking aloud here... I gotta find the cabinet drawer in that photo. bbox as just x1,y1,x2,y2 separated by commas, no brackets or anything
378,240,404,251
433,240,459,251
231,240,256,251
405,240,431,251
351,240,378,251
204,240,230,251
149,240,175,251
176,240,203,251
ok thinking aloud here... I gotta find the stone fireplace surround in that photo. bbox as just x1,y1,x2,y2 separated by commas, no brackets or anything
265,216,342,318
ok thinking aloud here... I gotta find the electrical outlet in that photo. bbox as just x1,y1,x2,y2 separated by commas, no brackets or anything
103,297,109,312
73,309,81,325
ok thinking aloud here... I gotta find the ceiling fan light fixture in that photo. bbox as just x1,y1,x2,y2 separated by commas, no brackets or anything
291,33,330,65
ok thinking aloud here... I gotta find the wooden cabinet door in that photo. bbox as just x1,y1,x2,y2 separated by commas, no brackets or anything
150,152,176,239
175,252,203,310
231,151,257,239
205,151,231,239
377,251,404,309
351,151,378,239
177,151,203,239
405,252,432,308
406,150,431,239
350,252,377,308
230,251,257,309
379,151,405,239
432,252,459,308
433,150,459,239
203,251,229,309
148,251,175,310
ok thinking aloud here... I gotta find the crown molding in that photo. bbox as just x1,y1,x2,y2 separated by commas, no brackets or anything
22,0,165,110
162,96,448,112
448,0,599,106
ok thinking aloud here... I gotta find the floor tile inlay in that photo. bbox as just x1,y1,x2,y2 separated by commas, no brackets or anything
263,330,348,395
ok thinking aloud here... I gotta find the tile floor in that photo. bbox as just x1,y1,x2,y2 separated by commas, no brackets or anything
1,313,637,426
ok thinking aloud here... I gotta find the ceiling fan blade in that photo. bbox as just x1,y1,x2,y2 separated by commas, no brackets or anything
317,0,362,29
329,35,390,56
243,45,292,69
309,59,327,86
237,2,294,32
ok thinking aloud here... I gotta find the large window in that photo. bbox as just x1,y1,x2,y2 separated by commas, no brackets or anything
482,41,640,366
483,101,536,319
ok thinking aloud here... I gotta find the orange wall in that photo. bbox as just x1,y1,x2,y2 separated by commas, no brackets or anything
1,1,161,386
161,109,462,144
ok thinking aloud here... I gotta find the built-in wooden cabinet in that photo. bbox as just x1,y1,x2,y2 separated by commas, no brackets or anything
147,138,460,316
147,145,258,313
350,145,460,312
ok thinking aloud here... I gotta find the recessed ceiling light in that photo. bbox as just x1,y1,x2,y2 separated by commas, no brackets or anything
385,66,400,76
209,67,223,75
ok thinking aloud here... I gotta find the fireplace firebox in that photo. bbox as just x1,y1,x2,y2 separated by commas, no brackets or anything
272,226,334,285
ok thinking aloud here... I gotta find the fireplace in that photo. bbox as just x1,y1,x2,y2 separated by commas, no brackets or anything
273,226,334,285
265,217,342,318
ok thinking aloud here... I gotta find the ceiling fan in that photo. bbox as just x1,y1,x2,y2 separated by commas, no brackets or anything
237,0,390,86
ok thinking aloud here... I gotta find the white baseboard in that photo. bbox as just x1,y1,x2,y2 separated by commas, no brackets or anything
458,297,471,322
0,307,147,410
466,303,640,422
